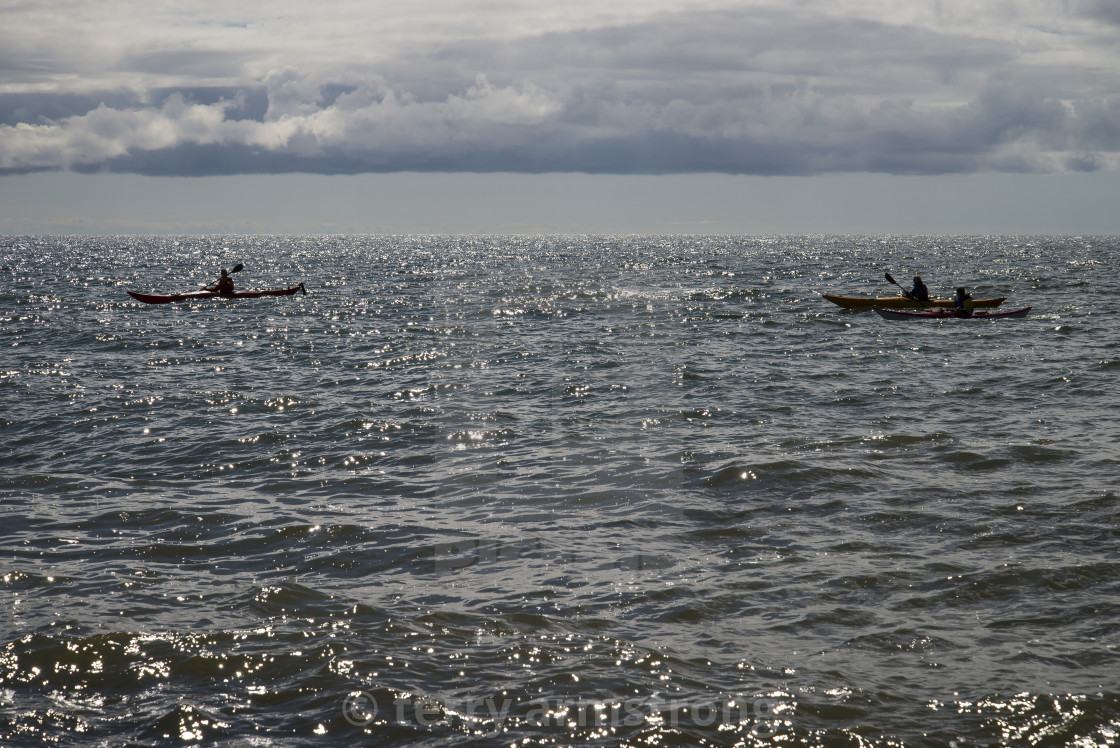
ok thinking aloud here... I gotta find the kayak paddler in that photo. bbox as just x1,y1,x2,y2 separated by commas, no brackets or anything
954,287,974,318
910,275,930,302
208,268,235,294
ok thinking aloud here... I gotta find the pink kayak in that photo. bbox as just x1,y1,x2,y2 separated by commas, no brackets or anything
128,284,305,304
874,306,1031,320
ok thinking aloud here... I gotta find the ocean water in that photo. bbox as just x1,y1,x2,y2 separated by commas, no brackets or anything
2,234,1118,747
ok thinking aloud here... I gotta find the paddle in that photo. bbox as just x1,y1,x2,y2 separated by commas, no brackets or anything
203,263,243,291
884,272,930,308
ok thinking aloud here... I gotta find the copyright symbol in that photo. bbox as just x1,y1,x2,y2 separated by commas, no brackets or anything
343,691,378,726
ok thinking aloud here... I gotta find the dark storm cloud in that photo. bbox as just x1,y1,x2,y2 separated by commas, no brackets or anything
2,2,1118,177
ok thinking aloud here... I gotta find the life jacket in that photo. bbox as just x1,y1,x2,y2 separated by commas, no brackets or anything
955,292,973,315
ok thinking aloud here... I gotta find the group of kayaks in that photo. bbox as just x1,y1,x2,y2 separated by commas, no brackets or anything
130,266,1031,321
823,294,1031,320
823,271,1031,321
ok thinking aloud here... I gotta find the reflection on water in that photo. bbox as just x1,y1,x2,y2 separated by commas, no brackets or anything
2,235,1119,745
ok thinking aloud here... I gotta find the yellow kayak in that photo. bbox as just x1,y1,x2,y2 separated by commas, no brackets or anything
822,294,1006,310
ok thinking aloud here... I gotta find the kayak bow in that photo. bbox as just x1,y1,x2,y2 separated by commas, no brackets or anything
127,284,305,304
873,306,1031,320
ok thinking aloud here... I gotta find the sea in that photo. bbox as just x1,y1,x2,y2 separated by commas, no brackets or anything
2,234,1118,747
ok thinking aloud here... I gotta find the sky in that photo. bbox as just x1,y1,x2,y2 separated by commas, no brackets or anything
2,0,1119,234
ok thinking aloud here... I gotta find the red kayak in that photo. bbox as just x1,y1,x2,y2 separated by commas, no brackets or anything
874,306,1031,320
128,284,305,304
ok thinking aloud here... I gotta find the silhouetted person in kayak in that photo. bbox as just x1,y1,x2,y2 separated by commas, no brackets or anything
954,287,974,317
208,268,234,294
910,275,929,302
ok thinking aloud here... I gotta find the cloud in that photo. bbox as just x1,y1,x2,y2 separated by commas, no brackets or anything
1,1,1118,176
1079,0,1120,26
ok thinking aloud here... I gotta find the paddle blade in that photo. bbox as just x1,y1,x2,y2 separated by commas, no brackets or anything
230,263,244,273
884,272,896,285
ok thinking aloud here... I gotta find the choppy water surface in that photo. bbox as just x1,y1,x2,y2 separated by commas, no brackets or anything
2,235,1119,746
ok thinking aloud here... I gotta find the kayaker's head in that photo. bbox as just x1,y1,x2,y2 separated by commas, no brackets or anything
955,287,966,297
913,275,922,282
220,268,229,278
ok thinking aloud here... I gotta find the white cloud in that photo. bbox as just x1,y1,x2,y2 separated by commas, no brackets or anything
0,95,242,170
1,0,1117,176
